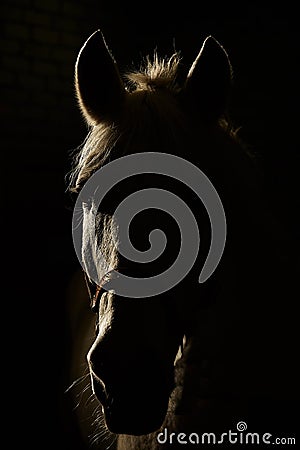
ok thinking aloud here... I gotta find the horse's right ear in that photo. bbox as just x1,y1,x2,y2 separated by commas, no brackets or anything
75,30,125,124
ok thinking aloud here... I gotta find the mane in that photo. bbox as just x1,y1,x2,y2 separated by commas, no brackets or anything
125,51,181,92
68,52,244,194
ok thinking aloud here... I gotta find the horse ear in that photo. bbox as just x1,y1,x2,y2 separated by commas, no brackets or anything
184,36,233,120
75,30,125,124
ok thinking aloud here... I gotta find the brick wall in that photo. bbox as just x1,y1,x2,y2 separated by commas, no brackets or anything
1,5,101,447
1,0,103,295
1,0,97,146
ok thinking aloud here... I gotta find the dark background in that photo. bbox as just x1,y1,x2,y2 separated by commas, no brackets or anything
1,1,299,448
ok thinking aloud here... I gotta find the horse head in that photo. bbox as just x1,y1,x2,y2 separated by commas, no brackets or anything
71,29,234,436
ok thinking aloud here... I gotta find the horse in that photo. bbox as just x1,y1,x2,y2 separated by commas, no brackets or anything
65,30,298,449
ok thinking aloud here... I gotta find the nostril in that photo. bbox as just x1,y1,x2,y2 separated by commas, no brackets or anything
90,371,109,407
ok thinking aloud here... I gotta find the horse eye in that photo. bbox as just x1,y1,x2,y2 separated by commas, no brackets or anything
90,272,114,313
90,288,102,313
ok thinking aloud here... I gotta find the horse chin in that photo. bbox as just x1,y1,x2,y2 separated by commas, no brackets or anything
90,363,175,435
103,397,168,435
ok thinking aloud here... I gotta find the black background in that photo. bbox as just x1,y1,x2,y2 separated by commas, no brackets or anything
2,1,299,448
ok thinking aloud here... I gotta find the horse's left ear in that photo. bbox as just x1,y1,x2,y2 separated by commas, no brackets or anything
75,30,125,124
184,36,233,120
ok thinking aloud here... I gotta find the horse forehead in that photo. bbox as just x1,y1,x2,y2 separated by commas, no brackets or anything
124,87,182,118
